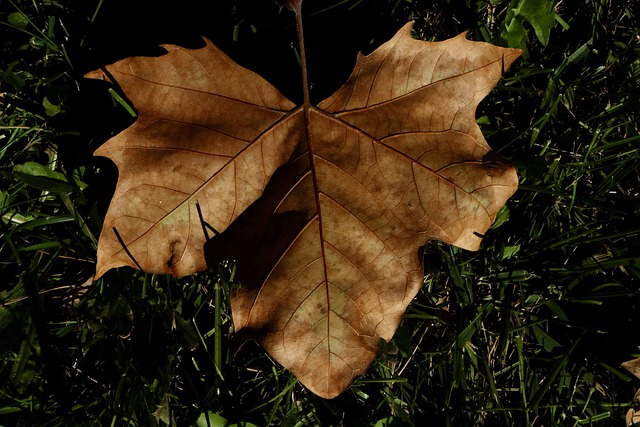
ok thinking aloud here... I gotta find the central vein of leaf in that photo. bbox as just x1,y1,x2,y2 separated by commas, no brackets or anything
295,0,333,372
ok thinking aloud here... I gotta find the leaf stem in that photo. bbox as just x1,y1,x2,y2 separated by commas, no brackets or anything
292,0,310,107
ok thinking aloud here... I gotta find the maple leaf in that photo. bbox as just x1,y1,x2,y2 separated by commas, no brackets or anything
86,1,520,398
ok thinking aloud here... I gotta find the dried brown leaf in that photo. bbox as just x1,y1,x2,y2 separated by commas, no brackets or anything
628,407,640,427
87,19,520,398
624,357,640,380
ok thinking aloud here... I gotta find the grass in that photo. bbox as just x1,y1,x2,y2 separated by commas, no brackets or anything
1,0,639,425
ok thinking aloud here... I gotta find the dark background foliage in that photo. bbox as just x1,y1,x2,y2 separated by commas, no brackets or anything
1,0,639,425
